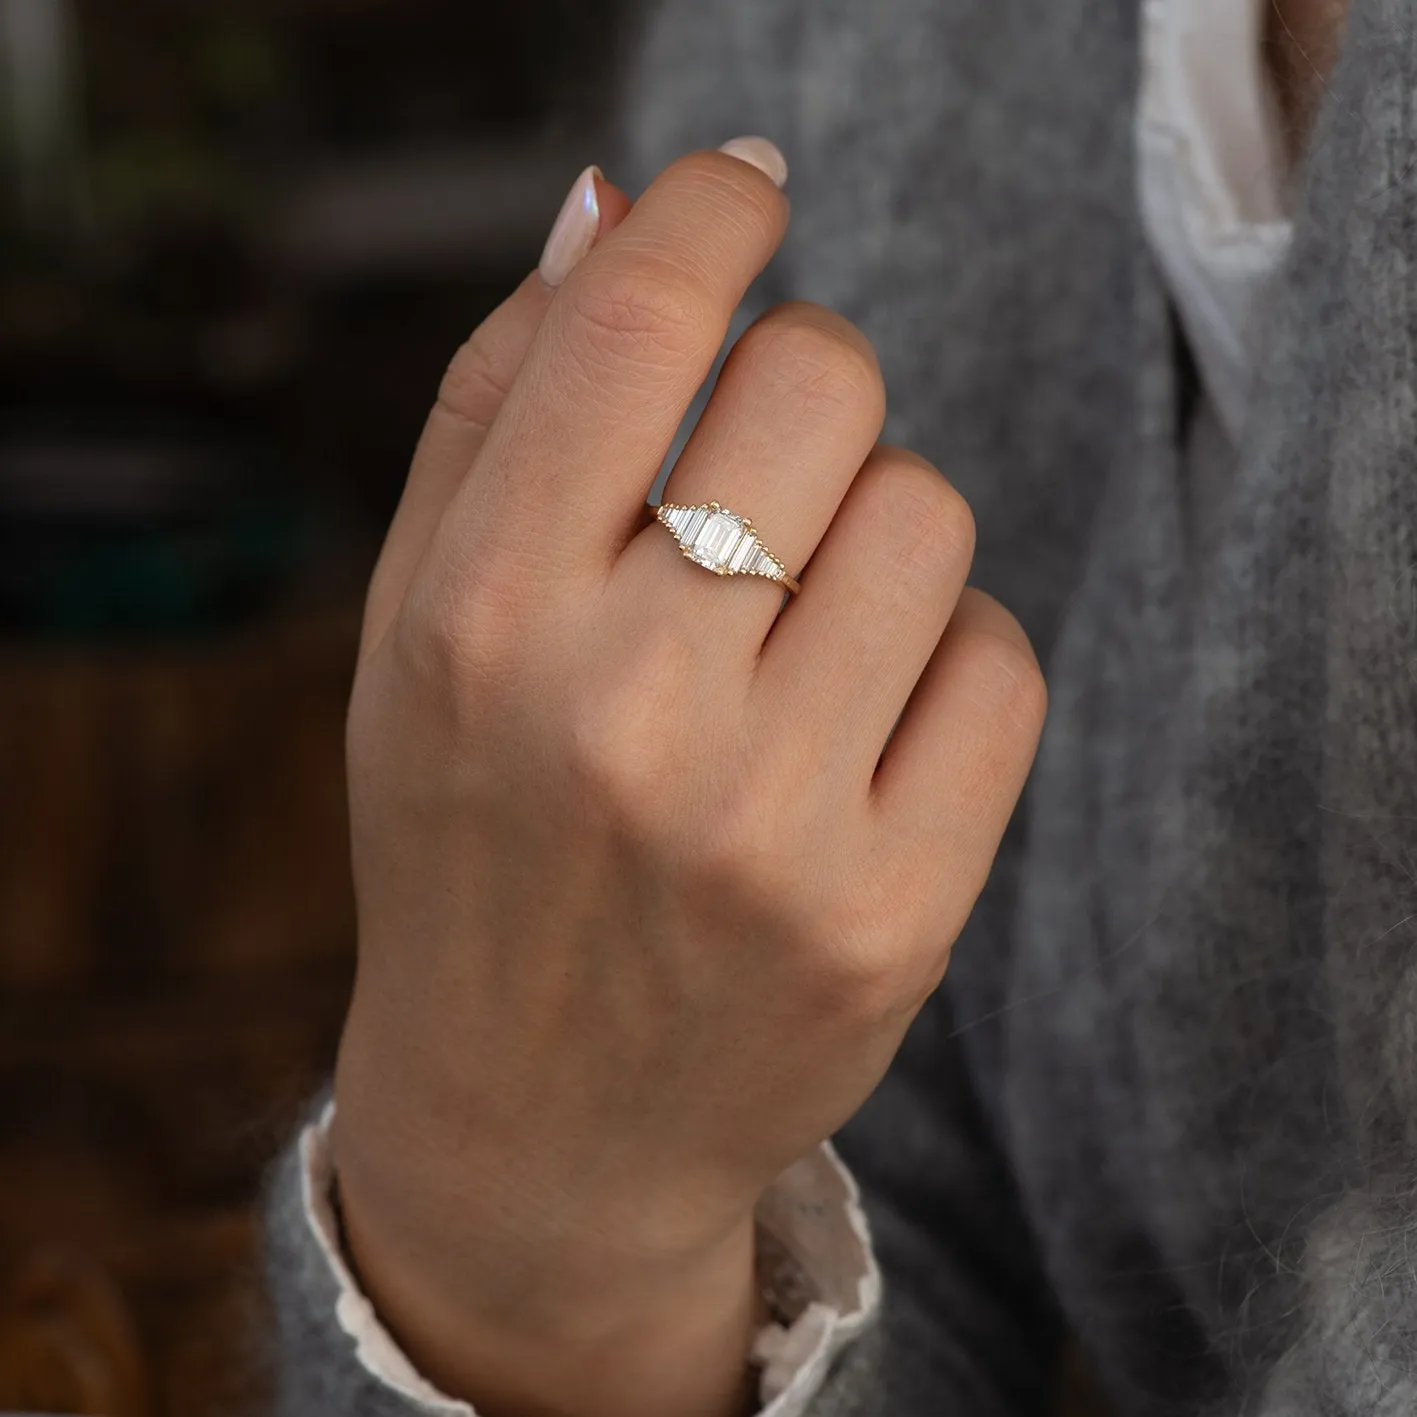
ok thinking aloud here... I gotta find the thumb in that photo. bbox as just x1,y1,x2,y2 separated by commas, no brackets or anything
360,165,633,658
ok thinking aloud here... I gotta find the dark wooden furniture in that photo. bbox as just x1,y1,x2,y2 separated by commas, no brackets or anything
0,611,360,1415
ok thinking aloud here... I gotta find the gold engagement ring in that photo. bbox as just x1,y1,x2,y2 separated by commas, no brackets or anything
655,501,802,595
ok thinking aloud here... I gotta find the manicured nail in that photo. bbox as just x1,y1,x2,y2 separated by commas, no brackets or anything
539,163,602,288
717,136,788,188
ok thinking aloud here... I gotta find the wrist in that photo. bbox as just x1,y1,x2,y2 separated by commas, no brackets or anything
337,1173,770,1417
331,1021,772,1417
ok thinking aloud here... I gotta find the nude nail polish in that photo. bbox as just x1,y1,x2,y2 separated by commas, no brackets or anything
717,136,788,188
539,164,601,288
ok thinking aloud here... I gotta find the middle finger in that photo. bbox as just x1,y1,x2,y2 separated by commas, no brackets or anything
426,145,790,595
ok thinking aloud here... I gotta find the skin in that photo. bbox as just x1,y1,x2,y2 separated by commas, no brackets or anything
333,148,1047,1417
333,8,1352,1417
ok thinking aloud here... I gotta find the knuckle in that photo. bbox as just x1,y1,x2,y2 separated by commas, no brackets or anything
657,148,785,237
800,919,914,1024
896,465,976,560
436,325,514,429
659,744,804,900
957,613,1049,732
565,255,715,371
867,456,978,571
694,781,787,882
565,646,688,823
396,557,530,691
566,693,641,809
769,856,915,1022
908,945,956,1012
736,306,885,425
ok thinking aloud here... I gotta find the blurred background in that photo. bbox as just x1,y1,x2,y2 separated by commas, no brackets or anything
0,2,632,1410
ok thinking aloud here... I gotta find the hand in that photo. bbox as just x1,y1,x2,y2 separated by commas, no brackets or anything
332,137,1048,1417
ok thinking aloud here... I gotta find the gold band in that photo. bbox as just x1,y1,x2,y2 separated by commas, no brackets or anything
655,501,803,595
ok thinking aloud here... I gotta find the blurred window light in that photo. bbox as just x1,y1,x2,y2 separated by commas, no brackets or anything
0,0,89,238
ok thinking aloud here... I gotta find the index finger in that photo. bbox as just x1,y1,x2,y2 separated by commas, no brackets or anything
428,140,790,592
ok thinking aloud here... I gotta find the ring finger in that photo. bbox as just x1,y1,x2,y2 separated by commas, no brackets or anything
614,300,887,658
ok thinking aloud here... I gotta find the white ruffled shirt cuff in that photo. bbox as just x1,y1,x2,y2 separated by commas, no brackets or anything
298,1102,882,1416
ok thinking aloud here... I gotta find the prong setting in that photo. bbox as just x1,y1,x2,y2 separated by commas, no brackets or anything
656,500,791,583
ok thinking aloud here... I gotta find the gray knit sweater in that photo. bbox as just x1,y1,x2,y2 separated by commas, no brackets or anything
264,0,1417,1411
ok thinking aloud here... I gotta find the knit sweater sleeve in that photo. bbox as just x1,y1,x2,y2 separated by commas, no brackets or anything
261,983,1066,1417
260,1089,880,1417
1218,3,1417,1408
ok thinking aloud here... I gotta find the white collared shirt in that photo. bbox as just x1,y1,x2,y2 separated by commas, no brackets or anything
1137,0,1294,443
296,3,1297,1411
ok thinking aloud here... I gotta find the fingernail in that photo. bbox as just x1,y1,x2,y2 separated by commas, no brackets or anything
717,136,788,188
539,163,602,288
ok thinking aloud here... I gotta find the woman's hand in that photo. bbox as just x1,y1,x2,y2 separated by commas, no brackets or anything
332,138,1048,1417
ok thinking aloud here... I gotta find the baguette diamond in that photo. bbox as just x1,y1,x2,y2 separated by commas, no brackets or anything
728,533,759,571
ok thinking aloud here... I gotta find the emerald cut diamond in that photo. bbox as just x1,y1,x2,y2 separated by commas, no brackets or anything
658,501,783,581
688,509,747,571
